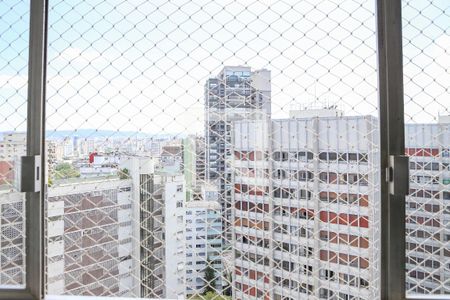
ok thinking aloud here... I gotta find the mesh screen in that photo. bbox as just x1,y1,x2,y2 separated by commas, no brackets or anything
0,0,29,289
402,0,450,296
0,0,448,299
44,1,382,299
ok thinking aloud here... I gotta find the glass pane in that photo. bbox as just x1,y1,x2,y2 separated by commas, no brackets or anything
45,0,381,299
402,0,450,296
0,0,29,289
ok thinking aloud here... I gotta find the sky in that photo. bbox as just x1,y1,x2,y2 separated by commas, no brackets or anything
0,0,448,135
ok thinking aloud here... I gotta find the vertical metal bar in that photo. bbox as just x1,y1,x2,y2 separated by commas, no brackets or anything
26,0,47,298
0,1,48,299
376,0,406,299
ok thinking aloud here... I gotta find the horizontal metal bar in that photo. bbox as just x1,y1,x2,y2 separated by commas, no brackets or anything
406,295,450,300
45,296,163,300
0,290,36,300
45,295,450,300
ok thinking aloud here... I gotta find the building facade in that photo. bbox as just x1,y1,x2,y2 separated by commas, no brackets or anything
0,132,26,287
46,178,136,296
0,191,25,287
205,66,271,241
121,157,186,299
405,117,450,294
184,186,223,296
183,135,206,200
231,112,380,299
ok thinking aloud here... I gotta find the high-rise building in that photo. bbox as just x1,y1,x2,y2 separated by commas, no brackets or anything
122,157,185,299
0,191,25,287
46,177,137,296
205,66,271,241
405,117,450,294
0,132,27,287
183,135,206,200
184,185,223,296
45,154,187,298
231,110,379,299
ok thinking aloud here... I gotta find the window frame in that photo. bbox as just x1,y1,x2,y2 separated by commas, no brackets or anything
0,0,47,299
0,0,423,299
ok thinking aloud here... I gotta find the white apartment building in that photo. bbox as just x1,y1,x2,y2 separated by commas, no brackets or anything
63,138,75,158
79,153,121,178
231,111,380,300
121,157,185,299
0,133,27,287
184,185,222,296
46,156,186,299
0,190,25,287
0,133,26,160
405,117,450,294
46,178,136,297
183,135,206,197
159,172,185,300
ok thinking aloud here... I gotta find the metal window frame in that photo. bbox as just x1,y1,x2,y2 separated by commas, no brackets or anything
0,0,48,299
2,0,438,299
376,0,407,299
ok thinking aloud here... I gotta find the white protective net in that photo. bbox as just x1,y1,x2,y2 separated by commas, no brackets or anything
402,0,450,296
44,1,381,299
0,0,448,299
0,0,29,289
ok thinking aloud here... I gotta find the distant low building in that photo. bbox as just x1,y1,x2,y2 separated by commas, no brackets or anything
159,142,183,173
0,133,26,186
79,153,121,178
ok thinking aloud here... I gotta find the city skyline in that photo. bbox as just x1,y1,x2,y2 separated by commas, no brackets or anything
1,70,449,298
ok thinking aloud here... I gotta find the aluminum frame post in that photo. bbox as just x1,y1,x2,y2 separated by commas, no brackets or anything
376,0,407,299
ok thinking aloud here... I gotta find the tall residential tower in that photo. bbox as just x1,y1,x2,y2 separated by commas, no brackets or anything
205,66,271,241
231,110,380,300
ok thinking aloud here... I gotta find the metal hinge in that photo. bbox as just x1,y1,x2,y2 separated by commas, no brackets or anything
14,155,41,193
387,155,409,197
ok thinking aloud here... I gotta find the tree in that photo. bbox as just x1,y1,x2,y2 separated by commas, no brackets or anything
119,168,129,179
190,291,231,300
54,162,80,179
203,259,216,295
202,291,231,300
222,271,232,296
